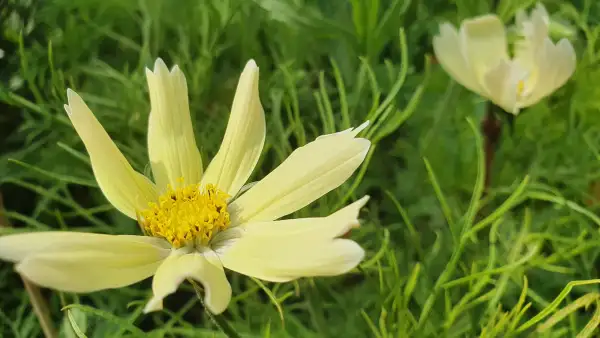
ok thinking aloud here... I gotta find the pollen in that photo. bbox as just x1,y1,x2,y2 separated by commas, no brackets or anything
138,180,231,248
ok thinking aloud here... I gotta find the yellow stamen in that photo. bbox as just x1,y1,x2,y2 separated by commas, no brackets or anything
138,180,230,248
517,79,526,97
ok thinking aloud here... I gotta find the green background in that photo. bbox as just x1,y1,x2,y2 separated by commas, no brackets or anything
1,0,600,336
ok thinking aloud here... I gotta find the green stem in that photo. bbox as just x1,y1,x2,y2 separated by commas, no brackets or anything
416,118,486,332
190,279,241,338
416,238,467,329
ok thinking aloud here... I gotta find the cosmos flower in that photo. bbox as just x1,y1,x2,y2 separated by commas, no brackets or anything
432,3,576,114
0,59,371,314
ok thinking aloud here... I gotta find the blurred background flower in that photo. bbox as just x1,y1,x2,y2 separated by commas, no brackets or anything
1,0,600,337
433,4,576,114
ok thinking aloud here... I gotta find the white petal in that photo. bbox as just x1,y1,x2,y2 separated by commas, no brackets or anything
144,251,231,314
523,39,576,107
222,239,363,282
224,195,370,238
228,125,370,224
517,3,549,36
481,60,526,114
0,232,170,292
433,23,482,94
216,197,368,282
531,3,550,29
146,59,203,190
514,4,550,74
460,15,509,83
65,90,158,219
201,60,265,197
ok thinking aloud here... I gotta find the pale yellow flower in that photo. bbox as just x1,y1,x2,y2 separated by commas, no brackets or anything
433,3,576,114
0,59,371,314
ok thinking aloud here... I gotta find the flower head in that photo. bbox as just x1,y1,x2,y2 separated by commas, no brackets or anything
0,59,371,314
432,3,576,114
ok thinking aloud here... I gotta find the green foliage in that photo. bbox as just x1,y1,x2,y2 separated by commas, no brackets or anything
3,0,600,337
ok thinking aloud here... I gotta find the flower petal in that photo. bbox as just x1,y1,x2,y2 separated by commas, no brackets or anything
481,60,526,114
228,124,370,224
65,90,158,219
201,60,265,197
522,38,576,107
460,15,508,82
433,23,482,94
146,59,203,190
515,3,549,29
513,3,551,92
216,196,368,282
0,232,170,292
226,195,370,237
144,251,231,314
514,3,549,70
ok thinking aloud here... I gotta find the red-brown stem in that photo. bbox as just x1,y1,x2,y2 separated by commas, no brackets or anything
481,104,502,192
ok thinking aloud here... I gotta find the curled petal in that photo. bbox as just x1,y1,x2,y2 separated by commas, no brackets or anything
144,251,231,314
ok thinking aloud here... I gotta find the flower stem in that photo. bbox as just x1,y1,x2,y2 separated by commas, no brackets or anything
189,279,241,338
481,102,502,193
0,192,58,338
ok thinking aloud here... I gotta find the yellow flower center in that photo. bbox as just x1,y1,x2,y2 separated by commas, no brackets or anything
138,181,231,248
